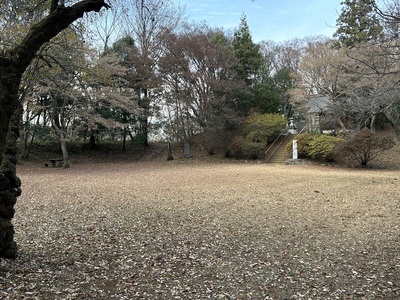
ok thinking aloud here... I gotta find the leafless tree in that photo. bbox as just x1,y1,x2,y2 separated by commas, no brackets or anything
158,25,241,142
120,0,184,145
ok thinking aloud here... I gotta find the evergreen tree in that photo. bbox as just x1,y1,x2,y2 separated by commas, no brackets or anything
110,35,135,56
334,0,384,47
232,14,263,86
231,14,283,116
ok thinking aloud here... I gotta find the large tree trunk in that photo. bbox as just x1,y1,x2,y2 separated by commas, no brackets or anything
59,131,70,168
138,88,150,146
370,114,376,133
0,105,23,258
0,63,22,160
0,0,110,259
0,63,23,259
89,133,97,150
52,109,70,168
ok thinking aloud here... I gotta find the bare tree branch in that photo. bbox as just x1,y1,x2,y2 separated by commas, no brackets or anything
12,0,110,75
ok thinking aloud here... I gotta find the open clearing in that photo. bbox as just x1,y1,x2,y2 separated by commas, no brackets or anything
1,160,400,299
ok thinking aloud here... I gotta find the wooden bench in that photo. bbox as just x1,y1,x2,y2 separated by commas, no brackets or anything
49,159,63,167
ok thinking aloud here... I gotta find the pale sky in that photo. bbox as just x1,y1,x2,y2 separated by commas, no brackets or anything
181,0,343,43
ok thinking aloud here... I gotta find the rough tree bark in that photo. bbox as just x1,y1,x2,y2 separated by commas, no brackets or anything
0,0,110,259
0,105,22,258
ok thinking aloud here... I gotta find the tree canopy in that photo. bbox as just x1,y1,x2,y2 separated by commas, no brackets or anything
334,0,384,47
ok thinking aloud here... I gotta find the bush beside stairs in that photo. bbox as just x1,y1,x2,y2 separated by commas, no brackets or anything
266,134,295,163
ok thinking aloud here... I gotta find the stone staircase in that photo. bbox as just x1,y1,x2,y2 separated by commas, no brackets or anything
266,134,295,163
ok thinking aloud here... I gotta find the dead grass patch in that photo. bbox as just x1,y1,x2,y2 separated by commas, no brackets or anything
1,160,399,299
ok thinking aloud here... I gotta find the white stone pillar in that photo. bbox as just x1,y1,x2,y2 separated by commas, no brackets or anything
292,140,298,160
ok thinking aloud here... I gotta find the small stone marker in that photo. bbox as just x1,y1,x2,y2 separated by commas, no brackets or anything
182,142,192,158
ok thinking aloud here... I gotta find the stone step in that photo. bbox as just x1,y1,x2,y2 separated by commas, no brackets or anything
266,135,295,163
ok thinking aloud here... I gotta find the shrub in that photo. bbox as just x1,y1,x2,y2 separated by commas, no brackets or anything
243,113,287,143
199,129,237,156
286,133,342,162
240,141,266,159
228,113,287,159
307,135,342,161
228,136,265,159
295,133,315,158
335,129,395,166
285,133,314,158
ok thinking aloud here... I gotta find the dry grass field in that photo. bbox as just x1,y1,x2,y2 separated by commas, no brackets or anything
1,157,400,299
